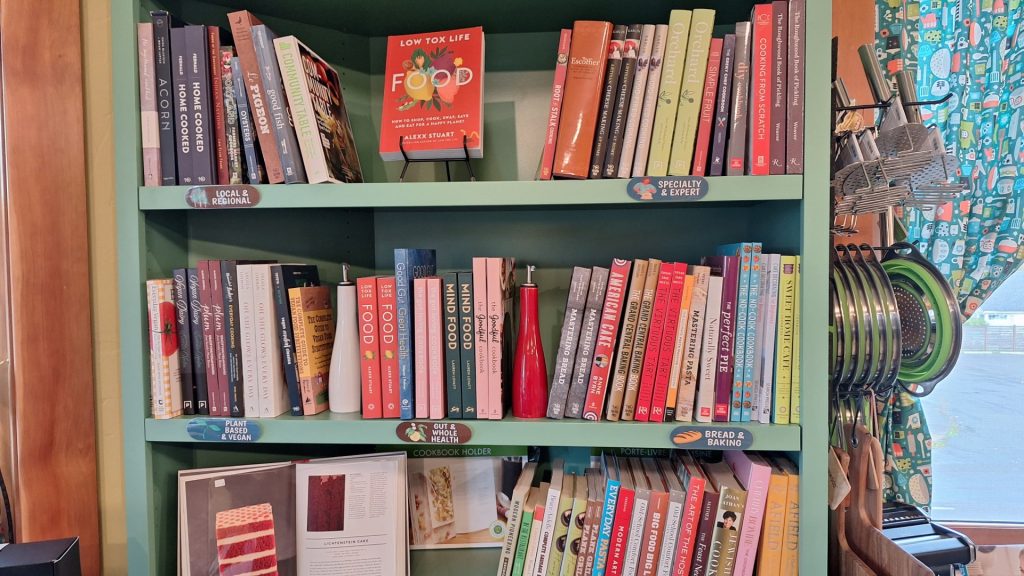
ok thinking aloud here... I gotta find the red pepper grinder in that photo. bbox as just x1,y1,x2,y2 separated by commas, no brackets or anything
513,265,548,418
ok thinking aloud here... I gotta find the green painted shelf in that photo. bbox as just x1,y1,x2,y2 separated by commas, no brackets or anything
139,176,803,210
145,412,802,451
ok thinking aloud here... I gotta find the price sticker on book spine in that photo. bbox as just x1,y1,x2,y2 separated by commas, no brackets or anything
396,421,472,444
669,426,753,450
185,185,261,208
626,176,709,202
186,418,262,442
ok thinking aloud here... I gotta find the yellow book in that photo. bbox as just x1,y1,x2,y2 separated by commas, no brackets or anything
756,457,790,576
645,10,691,176
288,285,334,415
790,256,801,424
772,256,797,424
667,9,716,176
776,457,800,575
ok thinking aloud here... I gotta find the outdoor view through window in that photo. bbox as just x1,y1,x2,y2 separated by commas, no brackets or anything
924,269,1024,522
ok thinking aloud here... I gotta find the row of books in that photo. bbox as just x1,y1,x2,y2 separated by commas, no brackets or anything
547,246,801,424
498,451,800,576
357,252,517,420
541,2,805,180
146,262,331,419
137,10,362,187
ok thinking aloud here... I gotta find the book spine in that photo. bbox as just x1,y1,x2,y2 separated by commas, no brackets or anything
395,251,416,419
604,25,643,177
675,268,709,421
540,29,573,181
487,258,511,420
535,479,563,576
663,279,692,422
565,267,609,419
578,495,602,576
186,26,215,185
171,269,195,414
253,266,284,418
668,10,715,176
377,277,401,418
561,492,589,576
231,57,262,184
186,268,209,414
413,278,429,418
773,257,796,424
650,264,687,422
790,257,801,424
551,267,595,419
170,28,193,185
582,259,631,420
690,38,722,177
749,261,768,420
237,265,260,418
706,487,746,576
646,12,691,177
470,258,491,419
657,495,684,576
748,6,773,176
503,474,535,576
639,491,669,576
553,21,613,179
724,248,750,424
634,263,673,422
512,509,537,576
220,261,244,416
726,456,771,576
673,477,706,576
694,276,722,423
709,35,735,177
621,260,660,421
197,262,220,415
786,0,806,174
726,23,751,176
137,23,161,187
357,278,383,418
253,26,306,183
713,260,738,423
146,280,170,418
770,1,788,175
687,491,719,576
757,469,788,575
457,272,478,419
287,288,312,412
442,274,462,418
623,490,649,576
524,502,547,576
547,488,575,576
590,25,626,179
221,49,243,184
227,11,285,183
274,36,326,183
606,259,648,421
759,255,781,424
210,260,230,415
593,481,620,576
270,267,303,416
150,12,177,184
617,25,655,178
208,27,228,184
742,245,763,422
427,278,445,420
606,486,635,576
631,25,669,177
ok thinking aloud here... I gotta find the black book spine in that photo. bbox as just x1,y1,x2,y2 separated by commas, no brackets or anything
186,25,215,185
151,11,177,185
457,271,476,419
220,261,244,416
603,24,642,177
186,267,209,414
710,34,736,177
221,49,244,184
689,490,721,576
230,57,263,184
442,273,462,419
170,27,193,185
272,266,303,416
172,269,196,415
589,25,627,179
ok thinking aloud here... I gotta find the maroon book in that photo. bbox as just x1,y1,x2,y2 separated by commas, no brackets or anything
197,261,222,416
701,255,739,422
209,259,230,417
769,1,788,175
787,0,806,174
207,27,229,184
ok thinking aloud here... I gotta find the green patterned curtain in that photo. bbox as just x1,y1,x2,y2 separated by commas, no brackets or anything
874,0,1024,509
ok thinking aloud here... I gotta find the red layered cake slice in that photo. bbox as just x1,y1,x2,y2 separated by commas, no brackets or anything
215,503,279,576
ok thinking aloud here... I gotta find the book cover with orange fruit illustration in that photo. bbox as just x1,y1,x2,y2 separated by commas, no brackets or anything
381,27,484,161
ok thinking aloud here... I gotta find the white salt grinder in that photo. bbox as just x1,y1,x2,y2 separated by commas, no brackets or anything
329,263,360,413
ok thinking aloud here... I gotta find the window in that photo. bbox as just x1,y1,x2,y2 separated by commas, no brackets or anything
923,270,1024,522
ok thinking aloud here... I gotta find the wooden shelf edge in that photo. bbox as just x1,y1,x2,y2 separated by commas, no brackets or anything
138,175,804,210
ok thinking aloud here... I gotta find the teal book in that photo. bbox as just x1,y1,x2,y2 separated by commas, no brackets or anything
742,243,763,422
442,272,463,418
394,249,437,419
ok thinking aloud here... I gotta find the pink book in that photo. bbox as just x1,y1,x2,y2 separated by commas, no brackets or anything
649,264,687,422
472,257,490,419
485,257,506,419
426,277,445,420
413,277,429,418
633,263,674,422
724,451,772,576
691,38,723,177
540,29,573,180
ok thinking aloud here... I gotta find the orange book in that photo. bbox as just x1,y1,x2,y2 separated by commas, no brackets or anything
288,285,334,415
553,21,613,178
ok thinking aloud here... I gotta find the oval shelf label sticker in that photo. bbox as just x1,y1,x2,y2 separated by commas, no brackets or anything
185,185,261,208
670,426,753,450
186,418,262,442
626,176,709,202
396,422,472,444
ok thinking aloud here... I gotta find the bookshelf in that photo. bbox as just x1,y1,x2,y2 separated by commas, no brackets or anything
113,0,830,574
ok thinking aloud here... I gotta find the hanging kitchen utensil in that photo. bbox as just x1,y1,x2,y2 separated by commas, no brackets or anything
849,245,888,391
860,244,902,395
836,247,873,389
833,262,858,392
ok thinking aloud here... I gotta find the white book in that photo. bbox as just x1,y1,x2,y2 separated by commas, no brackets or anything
631,25,670,177
749,261,769,419
237,265,260,417
253,264,289,417
622,459,650,576
147,279,182,419
498,463,538,576
535,461,565,576
617,25,656,178
759,255,782,424
695,275,723,423
524,482,550,575
656,460,686,576
675,266,710,421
